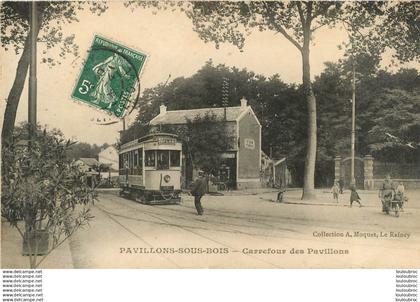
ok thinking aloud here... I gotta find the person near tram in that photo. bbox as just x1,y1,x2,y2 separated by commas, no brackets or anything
191,170,207,215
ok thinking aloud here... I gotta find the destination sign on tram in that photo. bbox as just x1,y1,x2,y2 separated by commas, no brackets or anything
157,137,177,145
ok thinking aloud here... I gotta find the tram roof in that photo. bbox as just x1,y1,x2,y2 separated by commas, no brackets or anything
149,106,246,125
120,133,179,150
137,132,178,142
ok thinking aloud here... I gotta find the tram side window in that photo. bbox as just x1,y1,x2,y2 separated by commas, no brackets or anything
157,150,169,170
170,150,180,167
133,150,138,175
138,148,143,175
121,153,129,175
131,151,136,175
134,150,138,167
124,153,129,168
145,150,156,167
127,151,133,175
119,153,124,175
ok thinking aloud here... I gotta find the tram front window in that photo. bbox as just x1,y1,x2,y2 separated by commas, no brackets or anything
170,150,180,167
145,150,156,167
156,150,169,170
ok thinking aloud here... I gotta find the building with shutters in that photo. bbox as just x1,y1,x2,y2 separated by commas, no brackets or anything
149,98,262,189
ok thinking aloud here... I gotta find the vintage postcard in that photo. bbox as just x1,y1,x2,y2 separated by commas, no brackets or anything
1,1,419,270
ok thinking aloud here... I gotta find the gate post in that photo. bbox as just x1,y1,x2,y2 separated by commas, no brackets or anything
334,156,341,184
364,155,374,190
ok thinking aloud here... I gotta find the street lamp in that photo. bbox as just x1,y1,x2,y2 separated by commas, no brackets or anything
350,61,356,186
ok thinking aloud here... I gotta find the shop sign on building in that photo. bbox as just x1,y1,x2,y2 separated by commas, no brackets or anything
244,138,255,150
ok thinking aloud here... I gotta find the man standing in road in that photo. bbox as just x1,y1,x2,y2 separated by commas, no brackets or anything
191,170,207,215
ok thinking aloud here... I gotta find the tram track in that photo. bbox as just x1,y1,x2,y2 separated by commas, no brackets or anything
101,190,418,236
100,193,300,238
98,193,420,255
95,196,284,268
101,191,311,233
108,191,416,239
169,196,419,235
95,204,182,268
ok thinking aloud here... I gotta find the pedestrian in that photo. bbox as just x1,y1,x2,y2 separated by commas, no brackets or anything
396,181,405,198
190,170,207,215
379,174,394,212
395,181,405,210
331,182,340,203
350,184,362,208
338,178,344,194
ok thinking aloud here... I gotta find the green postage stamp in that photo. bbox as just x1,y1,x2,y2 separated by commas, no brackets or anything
71,35,147,118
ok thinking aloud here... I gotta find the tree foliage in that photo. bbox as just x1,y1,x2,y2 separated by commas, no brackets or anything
65,142,110,161
125,61,305,182
184,1,419,198
126,59,419,187
1,1,108,65
1,125,96,268
186,113,229,174
160,112,230,175
1,1,108,143
314,62,420,185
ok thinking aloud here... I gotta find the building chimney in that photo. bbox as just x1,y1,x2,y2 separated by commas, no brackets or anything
240,97,247,109
159,104,167,115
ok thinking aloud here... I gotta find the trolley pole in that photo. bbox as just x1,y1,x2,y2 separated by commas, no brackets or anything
28,1,38,142
222,77,229,120
351,62,356,186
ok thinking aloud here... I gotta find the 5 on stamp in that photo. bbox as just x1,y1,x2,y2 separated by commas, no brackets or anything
71,35,147,118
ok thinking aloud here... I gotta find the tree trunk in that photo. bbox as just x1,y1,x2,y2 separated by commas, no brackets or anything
301,34,317,200
1,17,42,144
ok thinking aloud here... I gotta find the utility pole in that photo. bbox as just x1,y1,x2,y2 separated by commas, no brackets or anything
351,61,356,186
222,77,229,120
28,1,38,141
341,16,357,188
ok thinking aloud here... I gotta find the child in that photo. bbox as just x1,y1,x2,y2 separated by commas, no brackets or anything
396,182,405,199
395,182,406,211
350,185,362,208
339,178,344,194
332,182,340,203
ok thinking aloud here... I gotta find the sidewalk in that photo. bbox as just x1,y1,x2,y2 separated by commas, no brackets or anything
260,188,419,209
98,186,417,209
216,187,281,196
1,220,74,269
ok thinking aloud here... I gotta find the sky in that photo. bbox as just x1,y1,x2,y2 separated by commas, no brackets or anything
1,2,418,145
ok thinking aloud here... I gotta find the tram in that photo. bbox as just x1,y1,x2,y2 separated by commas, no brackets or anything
118,133,182,204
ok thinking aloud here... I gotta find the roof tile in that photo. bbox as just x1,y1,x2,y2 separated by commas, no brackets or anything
149,106,246,125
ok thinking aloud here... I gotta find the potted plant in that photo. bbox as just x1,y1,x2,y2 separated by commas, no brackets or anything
1,125,96,268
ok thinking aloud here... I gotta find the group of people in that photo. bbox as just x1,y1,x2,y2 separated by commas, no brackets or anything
332,181,363,207
379,175,406,212
331,175,406,210
192,171,408,216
